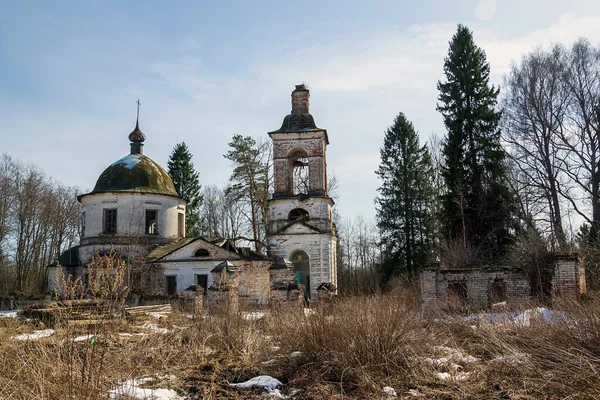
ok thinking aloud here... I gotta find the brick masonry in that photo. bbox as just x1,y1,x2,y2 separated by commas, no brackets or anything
267,86,338,298
420,255,586,310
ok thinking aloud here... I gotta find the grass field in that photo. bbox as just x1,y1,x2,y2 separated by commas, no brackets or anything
1,289,600,399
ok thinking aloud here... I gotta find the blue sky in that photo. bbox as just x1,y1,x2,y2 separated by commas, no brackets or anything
1,0,600,220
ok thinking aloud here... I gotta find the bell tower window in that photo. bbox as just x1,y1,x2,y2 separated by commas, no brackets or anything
289,148,310,195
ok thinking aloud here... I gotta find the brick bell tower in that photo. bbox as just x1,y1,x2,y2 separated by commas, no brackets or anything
267,84,338,298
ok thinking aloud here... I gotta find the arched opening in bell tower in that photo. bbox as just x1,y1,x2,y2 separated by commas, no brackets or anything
290,249,310,297
288,148,309,195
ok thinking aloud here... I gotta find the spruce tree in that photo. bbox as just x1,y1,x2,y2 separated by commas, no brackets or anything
437,24,518,260
375,113,435,279
167,142,203,237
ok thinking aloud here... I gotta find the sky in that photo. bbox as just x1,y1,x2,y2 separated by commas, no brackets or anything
1,0,600,222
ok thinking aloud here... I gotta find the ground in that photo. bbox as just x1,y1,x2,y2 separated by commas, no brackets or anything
1,289,600,399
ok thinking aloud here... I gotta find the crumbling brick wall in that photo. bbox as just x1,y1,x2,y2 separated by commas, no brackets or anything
420,266,530,310
551,254,585,299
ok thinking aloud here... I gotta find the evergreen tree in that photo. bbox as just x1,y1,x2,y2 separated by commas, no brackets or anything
167,142,203,237
437,24,518,260
375,113,435,279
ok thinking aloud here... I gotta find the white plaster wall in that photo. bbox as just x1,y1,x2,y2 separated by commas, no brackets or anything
268,233,337,296
160,261,218,294
80,192,186,240
268,197,332,221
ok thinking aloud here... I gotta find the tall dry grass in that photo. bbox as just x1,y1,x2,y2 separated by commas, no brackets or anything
1,287,600,398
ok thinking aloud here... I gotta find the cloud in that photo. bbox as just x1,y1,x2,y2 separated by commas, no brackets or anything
4,10,600,223
475,0,498,21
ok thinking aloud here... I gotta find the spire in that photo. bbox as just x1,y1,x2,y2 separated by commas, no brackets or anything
129,99,145,154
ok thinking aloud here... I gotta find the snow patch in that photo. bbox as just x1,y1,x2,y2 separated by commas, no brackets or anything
491,352,530,365
137,322,172,334
383,386,397,397
241,311,265,321
434,346,481,363
148,312,169,319
230,376,283,393
0,310,18,318
13,329,55,341
73,334,96,343
303,308,315,316
108,376,182,399
435,371,470,381
110,154,142,170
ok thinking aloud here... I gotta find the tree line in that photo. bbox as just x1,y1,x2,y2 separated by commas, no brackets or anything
0,154,80,295
4,24,598,295
375,24,600,289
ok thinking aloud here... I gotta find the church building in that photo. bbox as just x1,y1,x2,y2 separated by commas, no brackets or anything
47,85,338,303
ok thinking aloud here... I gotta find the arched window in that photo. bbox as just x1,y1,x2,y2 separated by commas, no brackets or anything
194,248,210,257
288,148,309,195
288,208,309,221
290,250,310,297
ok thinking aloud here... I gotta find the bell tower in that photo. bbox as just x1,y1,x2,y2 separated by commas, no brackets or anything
267,85,337,298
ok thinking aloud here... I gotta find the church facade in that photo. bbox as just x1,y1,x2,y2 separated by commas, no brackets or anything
47,85,338,303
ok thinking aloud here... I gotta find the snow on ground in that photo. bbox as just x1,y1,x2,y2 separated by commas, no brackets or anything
465,307,567,328
0,310,18,318
383,386,397,397
422,346,479,382
73,334,96,343
148,312,169,319
230,375,282,390
241,311,265,321
434,346,481,363
137,322,173,335
435,371,471,381
108,377,182,400
303,308,315,316
491,352,530,365
12,329,55,341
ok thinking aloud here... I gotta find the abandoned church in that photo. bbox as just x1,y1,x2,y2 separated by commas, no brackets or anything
47,85,338,305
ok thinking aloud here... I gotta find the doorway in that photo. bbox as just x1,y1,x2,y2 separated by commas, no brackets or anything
290,250,310,297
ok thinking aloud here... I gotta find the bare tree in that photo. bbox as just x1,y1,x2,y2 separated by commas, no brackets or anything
556,39,600,240
502,45,570,249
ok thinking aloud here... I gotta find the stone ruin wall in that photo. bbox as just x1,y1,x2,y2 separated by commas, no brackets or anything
421,255,586,310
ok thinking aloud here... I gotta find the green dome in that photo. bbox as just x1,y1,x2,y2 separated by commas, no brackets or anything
91,153,178,196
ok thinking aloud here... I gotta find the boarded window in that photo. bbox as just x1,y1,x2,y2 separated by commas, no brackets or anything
103,209,117,234
447,282,468,305
166,276,177,295
145,210,158,235
491,281,507,304
178,213,184,237
195,274,208,292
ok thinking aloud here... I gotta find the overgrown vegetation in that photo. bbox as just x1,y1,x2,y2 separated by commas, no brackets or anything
2,288,600,399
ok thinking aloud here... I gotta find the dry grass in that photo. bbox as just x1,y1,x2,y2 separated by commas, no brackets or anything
1,289,600,399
